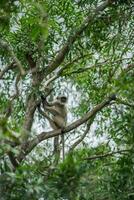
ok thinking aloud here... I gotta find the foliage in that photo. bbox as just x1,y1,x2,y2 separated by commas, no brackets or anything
0,0,134,199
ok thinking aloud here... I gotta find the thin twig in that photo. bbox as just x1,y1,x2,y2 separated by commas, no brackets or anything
84,149,132,161
117,98,134,108
0,62,16,79
0,40,25,76
69,116,95,152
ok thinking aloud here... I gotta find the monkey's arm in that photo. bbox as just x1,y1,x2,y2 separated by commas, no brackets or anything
44,105,61,116
38,106,57,129
41,97,58,114
38,104,50,119
42,97,59,107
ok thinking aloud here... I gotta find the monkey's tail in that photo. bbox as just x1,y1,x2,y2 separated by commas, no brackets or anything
61,133,65,161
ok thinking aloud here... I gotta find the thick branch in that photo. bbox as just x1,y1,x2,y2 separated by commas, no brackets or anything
26,53,36,69
22,95,37,133
22,85,53,140
22,54,42,137
46,0,115,75
8,151,19,170
17,94,116,163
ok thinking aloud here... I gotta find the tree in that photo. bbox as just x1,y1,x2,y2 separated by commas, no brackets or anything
0,0,134,199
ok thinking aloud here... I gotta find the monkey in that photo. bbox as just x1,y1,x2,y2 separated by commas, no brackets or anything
39,95,68,160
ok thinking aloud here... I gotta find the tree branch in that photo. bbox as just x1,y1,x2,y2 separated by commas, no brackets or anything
21,53,42,138
117,98,134,108
124,63,134,73
64,60,108,76
22,95,37,134
4,73,21,118
69,116,95,152
0,62,16,79
84,149,132,161
25,52,39,78
64,59,134,77
43,54,89,87
0,40,26,76
11,73,21,99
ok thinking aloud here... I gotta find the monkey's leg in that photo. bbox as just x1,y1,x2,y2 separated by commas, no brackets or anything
44,106,61,116
38,107,57,129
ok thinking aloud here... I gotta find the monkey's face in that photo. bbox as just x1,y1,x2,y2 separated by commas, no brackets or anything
57,96,67,103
